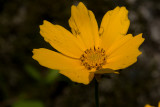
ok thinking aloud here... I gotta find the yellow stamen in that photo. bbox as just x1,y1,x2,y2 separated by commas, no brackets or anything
80,47,107,70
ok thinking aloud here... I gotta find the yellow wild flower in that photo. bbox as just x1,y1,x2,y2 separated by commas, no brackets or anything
145,101,160,107
145,104,155,107
32,2,144,84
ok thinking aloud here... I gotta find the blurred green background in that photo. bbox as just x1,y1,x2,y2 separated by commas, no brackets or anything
0,0,160,107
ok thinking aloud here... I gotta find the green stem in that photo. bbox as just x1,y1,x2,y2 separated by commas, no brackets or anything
95,79,99,107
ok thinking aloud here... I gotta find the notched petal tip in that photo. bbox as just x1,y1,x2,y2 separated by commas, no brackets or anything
40,20,56,30
39,20,49,27
77,2,85,7
39,25,42,29
71,5,76,10
120,6,128,12
39,20,50,30
112,6,129,15
114,6,120,10
32,48,42,59
139,33,145,40
32,49,38,61
135,33,145,44
43,20,49,24
32,49,37,55
72,2,85,8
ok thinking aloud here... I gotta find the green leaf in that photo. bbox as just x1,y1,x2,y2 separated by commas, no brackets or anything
45,69,59,84
12,100,44,107
25,65,41,81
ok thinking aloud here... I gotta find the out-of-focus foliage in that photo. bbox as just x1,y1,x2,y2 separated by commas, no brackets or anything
0,0,160,107
13,100,44,107
45,70,59,84
25,65,42,81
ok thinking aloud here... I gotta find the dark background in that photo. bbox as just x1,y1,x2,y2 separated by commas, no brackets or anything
0,0,160,107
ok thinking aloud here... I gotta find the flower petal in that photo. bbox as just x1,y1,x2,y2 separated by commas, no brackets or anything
60,69,94,84
103,33,144,70
100,6,130,50
69,2,100,49
32,48,82,70
144,104,154,107
40,20,84,58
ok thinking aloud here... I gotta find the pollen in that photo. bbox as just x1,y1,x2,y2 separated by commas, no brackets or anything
80,47,107,70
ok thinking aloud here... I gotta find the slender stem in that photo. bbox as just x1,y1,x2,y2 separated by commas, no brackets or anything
95,79,99,107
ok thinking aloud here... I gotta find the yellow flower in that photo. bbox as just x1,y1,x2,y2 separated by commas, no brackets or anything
144,101,160,107
32,2,144,84
145,104,155,107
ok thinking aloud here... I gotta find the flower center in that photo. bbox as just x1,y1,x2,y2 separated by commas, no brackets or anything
80,47,107,70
